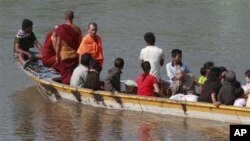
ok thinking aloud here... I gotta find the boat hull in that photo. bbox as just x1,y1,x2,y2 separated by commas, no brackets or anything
18,61,250,124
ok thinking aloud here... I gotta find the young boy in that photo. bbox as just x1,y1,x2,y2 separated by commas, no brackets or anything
84,59,101,90
104,58,124,92
166,49,191,83
139,32,164,80
70,53,92,88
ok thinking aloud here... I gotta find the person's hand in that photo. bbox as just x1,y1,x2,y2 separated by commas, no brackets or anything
213,101,220,107
26,52,32,59
55,56,59,64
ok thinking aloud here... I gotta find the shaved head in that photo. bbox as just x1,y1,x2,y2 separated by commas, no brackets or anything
65,10,74,21
88,22,97,29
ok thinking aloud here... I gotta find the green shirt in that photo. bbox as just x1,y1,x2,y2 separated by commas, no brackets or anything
14,32,37,51
198,75,207,85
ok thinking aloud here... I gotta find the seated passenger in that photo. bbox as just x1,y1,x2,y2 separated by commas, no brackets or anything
104,58,124,93
219,66,228,83
84,59,101,90
244,70,250,107
234,88,246,107
166,49,192,84
197,62,214,92
171,68,196,95
217,71,241,105
14,19,43,68
136,61,160,96
198,67,222,107
42,25,60,71
242,70,250,95
70,53,92,88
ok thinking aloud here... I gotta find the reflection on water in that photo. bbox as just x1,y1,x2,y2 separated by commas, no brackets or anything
10,86,229,141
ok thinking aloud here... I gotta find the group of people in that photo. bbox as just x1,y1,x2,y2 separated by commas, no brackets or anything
14,11,250,108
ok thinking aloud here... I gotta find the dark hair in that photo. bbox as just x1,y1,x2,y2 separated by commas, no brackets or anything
89,59,100,70
88,22,97,29
171,49,182,58
207,67,221,81
141,61,151,80
245,70,250,78
219,66,227,73
144,32,155,45
200,62,214,76
65,10,74,20
80,53,92,67
219,66,228,79
114,58,124,69
235,87,244,98
22,19,33,30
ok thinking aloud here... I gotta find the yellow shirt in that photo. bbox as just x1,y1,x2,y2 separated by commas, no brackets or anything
198,76,207,85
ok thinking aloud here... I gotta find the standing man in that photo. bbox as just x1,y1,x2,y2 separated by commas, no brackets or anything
64,10,82,43
14,19,43,68
77,22,104,67
55,23,81,84
139,32,165,81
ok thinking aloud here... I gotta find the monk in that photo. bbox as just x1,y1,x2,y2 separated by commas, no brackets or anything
64,10,82,43
55,24,81,84
42,25,60,71
77,22,104,67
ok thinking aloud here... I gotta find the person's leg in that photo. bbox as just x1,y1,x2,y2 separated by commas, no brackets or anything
18,53,28,65
60,58,78,84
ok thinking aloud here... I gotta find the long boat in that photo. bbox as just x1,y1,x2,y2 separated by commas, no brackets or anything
16,60,250,124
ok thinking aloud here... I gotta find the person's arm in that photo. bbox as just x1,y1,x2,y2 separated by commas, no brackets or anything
160,51,165,66
166,63,175,81
153,83,160,95
55,36,61,64
160,59,164,66
211,93,220,107
35,40,43,51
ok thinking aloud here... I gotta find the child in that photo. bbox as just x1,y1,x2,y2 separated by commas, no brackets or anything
243,70,250,107
234,88,246,107
137,61,160,96
197,62,214,89
171,68,196,95
104,58,124,92
84,59,101,90
242,70,250,95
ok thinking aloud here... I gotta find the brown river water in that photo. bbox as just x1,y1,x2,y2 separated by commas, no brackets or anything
1,0,250,140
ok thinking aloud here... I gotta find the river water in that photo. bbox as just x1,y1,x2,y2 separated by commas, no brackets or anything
2,0,250,140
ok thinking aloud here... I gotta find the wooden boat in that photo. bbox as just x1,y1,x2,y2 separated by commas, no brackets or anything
16,60,250,124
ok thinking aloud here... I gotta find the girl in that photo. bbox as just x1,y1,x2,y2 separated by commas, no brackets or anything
197,62,214,91
136,61,159,96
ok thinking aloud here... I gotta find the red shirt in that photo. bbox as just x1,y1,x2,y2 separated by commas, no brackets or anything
136,73,157,96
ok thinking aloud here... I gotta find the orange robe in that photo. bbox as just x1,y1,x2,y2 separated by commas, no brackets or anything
77,33,104,66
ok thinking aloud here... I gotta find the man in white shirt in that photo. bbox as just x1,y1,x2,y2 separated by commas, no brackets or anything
166,49,191,83
140,32,165,80
70,53,92,87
